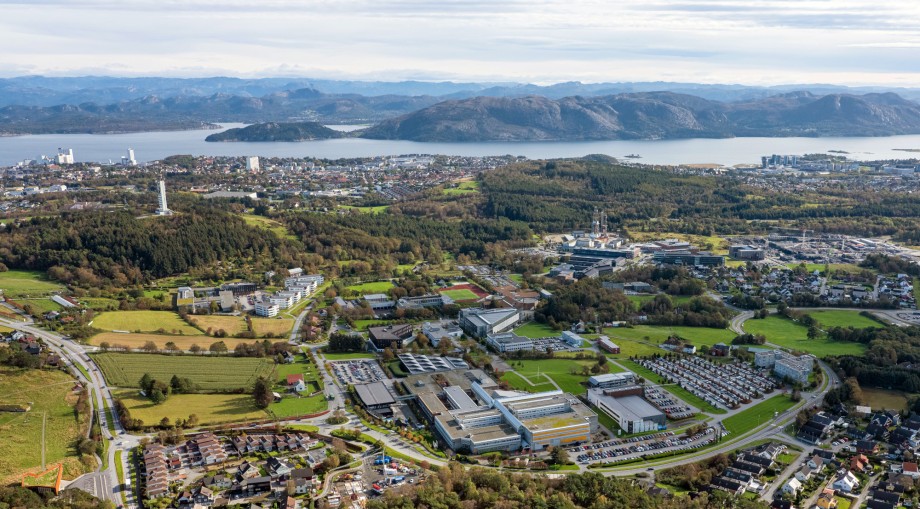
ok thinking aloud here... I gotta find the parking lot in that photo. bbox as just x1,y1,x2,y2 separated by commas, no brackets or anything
643,385,696,419
639,357,776,410
363,453,423,497
570,427,721,466
531,337,582,353
330,360,387,385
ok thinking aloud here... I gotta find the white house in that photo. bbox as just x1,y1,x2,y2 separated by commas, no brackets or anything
832,471,859,493
782,478,802,495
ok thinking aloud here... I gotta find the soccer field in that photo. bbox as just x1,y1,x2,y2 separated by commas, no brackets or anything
440,288,480,301
92,353,274,390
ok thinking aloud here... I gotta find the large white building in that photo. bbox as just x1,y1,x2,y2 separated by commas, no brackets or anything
486,333,533,353
255,299,279,317
755,350,814,384
246,156,260,172
586,388,666,433
55,148,74,165
459,307,520,338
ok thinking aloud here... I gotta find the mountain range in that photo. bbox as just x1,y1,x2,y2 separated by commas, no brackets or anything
2,75,920,140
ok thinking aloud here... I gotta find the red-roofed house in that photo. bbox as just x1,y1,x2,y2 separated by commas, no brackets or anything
902,462,920,479
287,374,306,392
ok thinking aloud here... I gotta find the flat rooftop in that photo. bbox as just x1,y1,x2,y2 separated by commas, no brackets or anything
590,390,664,422
354,381,396,407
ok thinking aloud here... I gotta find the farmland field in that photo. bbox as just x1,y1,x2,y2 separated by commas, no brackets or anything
251,317,294,337
743,315,867,357
92,311,202,335
188,315,246,334
114,390,266,426
88,332,261,351
806,310,884,329
720,394,798,435
92,353,274,390
18,298,62,314
860,388,914,412
0,270,64,298
0,368,89,484
439,288,480,301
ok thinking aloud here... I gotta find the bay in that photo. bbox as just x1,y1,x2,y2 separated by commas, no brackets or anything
1,123,919,166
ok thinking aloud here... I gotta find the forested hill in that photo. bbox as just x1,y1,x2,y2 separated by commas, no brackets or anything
0,207,309,286
205,121,345,142
359,91,920,141
479,160,920,239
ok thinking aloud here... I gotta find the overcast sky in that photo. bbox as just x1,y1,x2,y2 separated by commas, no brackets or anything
2,0,920,86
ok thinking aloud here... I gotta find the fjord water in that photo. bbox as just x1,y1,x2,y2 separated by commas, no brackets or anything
2,123,920,166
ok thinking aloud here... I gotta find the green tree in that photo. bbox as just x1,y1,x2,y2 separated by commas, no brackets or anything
209,341,228,354
253,377,274,409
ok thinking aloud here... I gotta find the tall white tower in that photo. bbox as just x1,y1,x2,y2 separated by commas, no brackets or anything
246,156,260,173
125,148,136,166
155,180,172,215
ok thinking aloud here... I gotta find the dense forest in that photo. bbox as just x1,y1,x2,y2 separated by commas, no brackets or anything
478,160,920,238
0,205,308,285
828,326,920,392
366,463,768,509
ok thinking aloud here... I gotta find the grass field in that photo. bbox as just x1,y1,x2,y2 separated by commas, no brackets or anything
0,368,88,484
619,360,725,414
92,353,274,390
501,371,557,393
785,263,867,275
81,298,119,311
239,213,296,240
88,332,261,351
806,310,884,329
0,270,64,298
351,319,392,331
503,358,603,395
322,352,375,360
743,315,867,357
625,231,729,255
251,317,294,337
513,322,561,338
188,315,246,334
339,204,390,214
720,395,797,435
269,393,328,418
442,180,480,196
599,325,737,359
93,311,202,335
860,388,914,412
440,288,480,301
18,298,63,314
114,390,266,426
345,281,394,294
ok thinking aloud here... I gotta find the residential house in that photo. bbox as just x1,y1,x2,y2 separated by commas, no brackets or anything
710,477,746,496
287,374,306,393
833,471,859,493
795,465,815,482
816,489,837,509
856,439,880,454
850,454,869,472
808,455,826,471
782,478,802,495
902,461,920,479
266,456,294,477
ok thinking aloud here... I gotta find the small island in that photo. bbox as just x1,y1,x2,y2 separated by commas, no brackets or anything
205,122,345,142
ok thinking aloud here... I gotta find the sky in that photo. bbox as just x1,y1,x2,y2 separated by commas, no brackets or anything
2,0,920,86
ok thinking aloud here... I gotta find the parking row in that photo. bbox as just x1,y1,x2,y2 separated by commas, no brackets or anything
639,356,775,409
330,359,387,386
574,428,720,465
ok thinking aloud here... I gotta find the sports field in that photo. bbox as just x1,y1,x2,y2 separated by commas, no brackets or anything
114,390,266,426
345,281,394,294
0,270,64,298
0,368,88,484
92,353,274,390
440,288,480,301
743,315,867,357
88,332,260,351
720,394,798,435
806,310,884,329
92,311,202,335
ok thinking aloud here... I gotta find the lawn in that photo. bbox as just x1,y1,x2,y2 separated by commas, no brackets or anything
92,311,202,335
440,288,480,301
0,270,64,298
860,388,914,412
322,352,375,360
269,393,328,418
339,204,390,214
619,360,725,414
92,353,274,390
836,497,852,509
720,394,798,435
442,180,480,196
239,213,296,240
187,315,247,335
81,298,119,311
806,310,884,329
0,368,88,484
501,371,556,393
88,332,261,352
113,390,266,426
503,358,601,395
602,325,736,352
743,315,867,357
345,281,394,294
352,319,392,331
251,317,294,337
513,322,561,339
18,299,63,314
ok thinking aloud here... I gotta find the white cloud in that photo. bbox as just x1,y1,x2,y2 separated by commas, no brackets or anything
0,0,918,85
